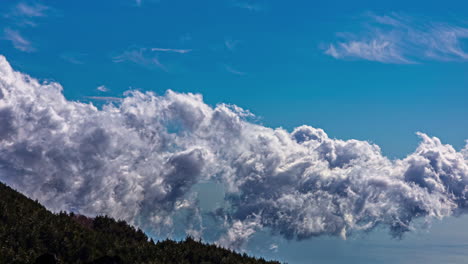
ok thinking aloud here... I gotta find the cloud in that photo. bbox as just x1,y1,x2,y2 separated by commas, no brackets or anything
113,48,168,71
225,38,241,51
15,2,49,17
114,47,191,72
231,0,264,12
2,2,56,53
325,13,468,63
224,64,246,76
3,28,34,52
269,243,278,252
151,48,192,54
1,55,468,249
60,53,87,65
96,85,109,92
4,2,51,27
86,96,121,101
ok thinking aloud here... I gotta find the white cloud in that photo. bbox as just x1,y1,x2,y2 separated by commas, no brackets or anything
3,28,34,52
1,55,468,249
325,13,468,63
151,48,192,54
96,85,109,92
86,96,121,101
15,2,49,17
269,243,279,252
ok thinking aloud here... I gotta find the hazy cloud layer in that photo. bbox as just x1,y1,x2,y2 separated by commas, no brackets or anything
325,13,468,63
1,56,468,249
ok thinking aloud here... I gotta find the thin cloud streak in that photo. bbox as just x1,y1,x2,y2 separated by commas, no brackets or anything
231,0,264,12
113,48,168,72
60,53,87,65
86,96,122,101
325,13,468,63
224,64,246,76
3,28,34,52
15,2,49,17
151,48,192,54
96,85,109,92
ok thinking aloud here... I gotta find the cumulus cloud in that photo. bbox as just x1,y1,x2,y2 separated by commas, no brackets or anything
1,55,468,249
325,13,468,63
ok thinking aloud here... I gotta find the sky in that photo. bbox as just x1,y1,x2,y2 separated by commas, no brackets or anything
1,0,468,263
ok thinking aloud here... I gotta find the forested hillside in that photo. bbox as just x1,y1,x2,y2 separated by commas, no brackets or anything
0,182,280,264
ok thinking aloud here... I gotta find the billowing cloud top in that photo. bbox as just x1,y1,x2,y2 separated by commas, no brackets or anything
0,55,467,249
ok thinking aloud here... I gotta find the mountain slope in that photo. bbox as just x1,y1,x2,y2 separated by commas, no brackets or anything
0,182,280,264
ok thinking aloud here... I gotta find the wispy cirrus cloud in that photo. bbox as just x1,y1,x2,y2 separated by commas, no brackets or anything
60,52,87,65
14,2,49,17
113,48,168,71
231,0,265,12
224,64,246,76
113,46,192,72
4,2,51,27
2,2,56,53
132,0,161,7
225,38,241,51
3,28,34,52
325,13,468,64
151,47,192,54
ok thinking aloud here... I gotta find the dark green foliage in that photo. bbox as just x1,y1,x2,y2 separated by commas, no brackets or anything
0,182,281,264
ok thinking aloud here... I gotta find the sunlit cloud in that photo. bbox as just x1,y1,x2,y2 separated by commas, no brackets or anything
3,55,468,249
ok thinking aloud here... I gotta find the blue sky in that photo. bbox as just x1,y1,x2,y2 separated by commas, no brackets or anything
1,0,468,263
